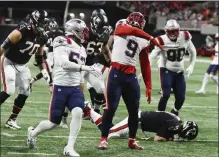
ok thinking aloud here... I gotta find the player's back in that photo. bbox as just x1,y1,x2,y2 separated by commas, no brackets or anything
4,21,47,65
112,35,149,66
157,31,192,72
53,36,86,86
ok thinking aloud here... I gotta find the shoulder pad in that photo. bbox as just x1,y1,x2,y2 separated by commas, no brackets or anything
156,36,165,45
53,36,72,48
183,31,192,40
17,22,31,35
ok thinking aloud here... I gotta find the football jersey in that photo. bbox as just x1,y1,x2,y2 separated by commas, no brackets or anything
211,42,218,65
151,31,194,73
46,29,64,52
83,30,110,66
140,111,181,137
3,21,47,65
53,36,87,86
111,35,150,66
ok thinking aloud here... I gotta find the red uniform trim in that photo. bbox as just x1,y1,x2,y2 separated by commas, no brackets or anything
48,86,55,121
94,117,102,126
62,36,72,44
105,67,113,109
1,56,7,92
44,60,51,73
109,124,128,133
101,66,107,74
110,62,136,74
184,31,190,40
157,37,164,45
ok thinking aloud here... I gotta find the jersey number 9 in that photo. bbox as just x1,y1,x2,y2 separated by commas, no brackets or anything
125,39,138,58
166,48,185,62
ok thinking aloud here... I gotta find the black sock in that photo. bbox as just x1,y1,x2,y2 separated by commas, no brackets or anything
0,92,10,105
35,73,43,80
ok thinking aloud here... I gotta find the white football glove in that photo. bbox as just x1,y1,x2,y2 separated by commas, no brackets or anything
41,69,50,84
185,65,194,79
80,65,102,78
137,73,142,83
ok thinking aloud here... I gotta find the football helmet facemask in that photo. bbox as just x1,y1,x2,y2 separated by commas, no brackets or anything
164,19,180,41
215,33,219,41
178,121,198,141
48,19,58,32
65,18,89,43
91,9,106,18
127,12,145,30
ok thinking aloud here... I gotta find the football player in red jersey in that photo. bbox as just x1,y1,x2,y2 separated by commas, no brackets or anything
98,12,163,150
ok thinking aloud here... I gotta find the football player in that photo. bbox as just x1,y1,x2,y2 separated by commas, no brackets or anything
83,9,112,114
27,18,101,157
196,33,218,94
98,12,163,150
30,19,64,92
83,104,199,142
0,10,50,129
149,19,197,116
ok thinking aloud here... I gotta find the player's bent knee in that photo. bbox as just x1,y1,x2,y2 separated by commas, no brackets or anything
48,120,59,129
71,107,83,118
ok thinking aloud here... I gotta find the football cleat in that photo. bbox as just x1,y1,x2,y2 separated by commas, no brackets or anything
128,139,144,150
98,137,108,150
83,101,91,120
27,126,36,148
5,119,21,130
195,90,206,94
60,119,68,129
171,109,179,116
63,145,80,157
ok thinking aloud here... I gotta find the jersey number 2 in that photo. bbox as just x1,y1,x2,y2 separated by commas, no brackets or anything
20,41,40,56
125,39,138,58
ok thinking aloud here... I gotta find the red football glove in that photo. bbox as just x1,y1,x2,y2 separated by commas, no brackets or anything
146,89,151,104
150,38,163,51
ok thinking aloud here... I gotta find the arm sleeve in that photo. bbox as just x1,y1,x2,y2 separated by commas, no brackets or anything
54,46,81,71
149,46,161,66
139,47,152,90
114,25,153,41
187,40,197,67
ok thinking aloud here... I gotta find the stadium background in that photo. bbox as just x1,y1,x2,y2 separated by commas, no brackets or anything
0,1,218,157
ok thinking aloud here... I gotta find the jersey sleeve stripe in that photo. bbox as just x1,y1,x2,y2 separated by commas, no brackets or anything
157,37,164,45
1,56,7,93
184,31,190,40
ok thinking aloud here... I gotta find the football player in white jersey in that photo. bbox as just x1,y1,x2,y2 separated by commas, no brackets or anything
150,19,197,116
26,19,101,157
196,33,219,94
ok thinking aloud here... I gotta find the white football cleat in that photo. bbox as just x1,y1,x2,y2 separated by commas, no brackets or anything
63,145,80,157
195,89,206,94
108,132,121,139
5,119,21,130
27,126,36,149
60,120,68,129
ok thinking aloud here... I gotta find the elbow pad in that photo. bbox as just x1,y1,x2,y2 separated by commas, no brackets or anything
1,38,14,51
35,55,44,66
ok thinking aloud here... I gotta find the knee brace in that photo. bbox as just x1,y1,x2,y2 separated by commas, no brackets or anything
94,93,106,106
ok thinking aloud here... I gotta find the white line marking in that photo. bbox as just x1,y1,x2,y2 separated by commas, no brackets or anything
1,145,26,148
7,152,56,156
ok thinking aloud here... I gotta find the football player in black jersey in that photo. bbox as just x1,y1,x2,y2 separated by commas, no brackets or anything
0,10,50,129
83,9,112,114
30,19,64,93
83,105,199,142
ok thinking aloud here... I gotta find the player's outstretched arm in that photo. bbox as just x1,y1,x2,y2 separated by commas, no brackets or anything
101,44,111,62
149,46,161,66
0,30,22,56
139,47,152,104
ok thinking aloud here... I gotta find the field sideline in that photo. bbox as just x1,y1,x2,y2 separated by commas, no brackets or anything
1,56,218,157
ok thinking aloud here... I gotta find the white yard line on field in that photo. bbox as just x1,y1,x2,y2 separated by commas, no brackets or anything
1,145,27,148
7,152,56,156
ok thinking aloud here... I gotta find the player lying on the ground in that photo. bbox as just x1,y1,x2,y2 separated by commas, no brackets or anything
196,33,219,95
0,10,50,130
83,104,198,142
149,19,197,116
30,19,64,93
27,18,101,157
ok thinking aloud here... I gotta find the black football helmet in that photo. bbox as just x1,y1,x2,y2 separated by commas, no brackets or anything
30,10,49,35
48,19,58,32
178,121,198,140
91,9,106,18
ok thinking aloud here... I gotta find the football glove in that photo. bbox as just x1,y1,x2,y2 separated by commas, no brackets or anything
146,88,151,104
41,69,50,84
137,73,142,83
185,64,194,79
150,38,164,51
80,65,102,78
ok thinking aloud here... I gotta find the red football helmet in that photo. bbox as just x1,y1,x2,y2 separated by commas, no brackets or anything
127,12,146,30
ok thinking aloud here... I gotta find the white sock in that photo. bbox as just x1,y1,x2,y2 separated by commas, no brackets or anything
31,120,57,138
109,117,129,136
211,75,218,85
90,109,102,125
67,107,83,149
200,73,209,91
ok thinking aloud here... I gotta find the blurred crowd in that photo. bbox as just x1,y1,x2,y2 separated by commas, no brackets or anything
118,1,219,26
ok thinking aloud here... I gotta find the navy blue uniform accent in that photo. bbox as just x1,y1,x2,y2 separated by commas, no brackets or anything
101,67,140,138
206,64,219,74
49,85,85,124
158,68,186,111
4,21,48,64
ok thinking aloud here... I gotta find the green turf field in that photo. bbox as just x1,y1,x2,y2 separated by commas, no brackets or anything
1,57,218,157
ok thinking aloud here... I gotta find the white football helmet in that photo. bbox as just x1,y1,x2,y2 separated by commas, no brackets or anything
65,18,89,43
164,19,180,41
115,19,127,28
